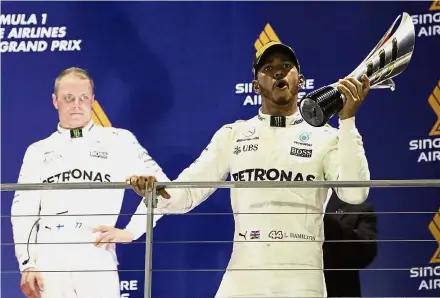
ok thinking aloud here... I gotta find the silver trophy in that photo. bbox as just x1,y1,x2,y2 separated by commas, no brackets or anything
299,12,416,127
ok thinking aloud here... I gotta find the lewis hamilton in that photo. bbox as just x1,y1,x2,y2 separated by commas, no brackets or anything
128,41,371,297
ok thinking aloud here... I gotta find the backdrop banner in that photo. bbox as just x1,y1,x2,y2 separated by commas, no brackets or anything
1,1,440,297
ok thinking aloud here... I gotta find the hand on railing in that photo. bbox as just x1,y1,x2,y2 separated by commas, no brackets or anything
126,175,170,199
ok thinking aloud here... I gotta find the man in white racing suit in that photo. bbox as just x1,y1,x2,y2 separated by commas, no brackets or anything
11,67,168,298
128,41,371,297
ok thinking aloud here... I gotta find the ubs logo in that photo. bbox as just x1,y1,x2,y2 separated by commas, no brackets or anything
233,144,259,155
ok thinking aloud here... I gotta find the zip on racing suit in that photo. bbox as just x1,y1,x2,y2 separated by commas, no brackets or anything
11,121,169,298
157,109,370,297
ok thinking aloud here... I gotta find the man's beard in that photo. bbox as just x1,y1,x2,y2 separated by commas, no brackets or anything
261,87,293,106
272,96,291,106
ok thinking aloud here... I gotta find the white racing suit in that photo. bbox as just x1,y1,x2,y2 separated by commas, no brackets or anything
158,109,370,298
11,121,168,298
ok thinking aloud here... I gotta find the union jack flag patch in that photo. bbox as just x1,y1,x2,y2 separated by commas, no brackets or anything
250,230,260,239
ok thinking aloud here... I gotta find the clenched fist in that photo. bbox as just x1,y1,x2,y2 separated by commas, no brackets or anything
126,175,170,199
337,74,371,120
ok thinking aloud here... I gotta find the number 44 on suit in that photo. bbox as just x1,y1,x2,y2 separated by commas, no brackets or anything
269,230,285,239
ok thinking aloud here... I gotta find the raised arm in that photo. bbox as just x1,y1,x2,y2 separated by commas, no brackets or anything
11,144,42,272
323,118,370,204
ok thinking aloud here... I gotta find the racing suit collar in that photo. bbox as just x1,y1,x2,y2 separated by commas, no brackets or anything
57,120,95,139
257,108,303,127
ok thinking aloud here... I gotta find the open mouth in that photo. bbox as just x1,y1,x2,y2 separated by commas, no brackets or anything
274,80,289,89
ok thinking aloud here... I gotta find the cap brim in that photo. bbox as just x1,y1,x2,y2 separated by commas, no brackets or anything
253,42,300,77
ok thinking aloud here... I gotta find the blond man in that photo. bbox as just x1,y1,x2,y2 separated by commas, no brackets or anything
11,67,168,298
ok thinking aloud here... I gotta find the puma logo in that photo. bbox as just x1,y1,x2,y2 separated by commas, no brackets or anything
239,231,247,240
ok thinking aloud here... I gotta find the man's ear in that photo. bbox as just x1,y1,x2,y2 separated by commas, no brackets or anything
52,94,58,110
298,74,305,89
252,80,260,94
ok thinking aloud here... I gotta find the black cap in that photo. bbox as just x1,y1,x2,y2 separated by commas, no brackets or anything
252,41,300,79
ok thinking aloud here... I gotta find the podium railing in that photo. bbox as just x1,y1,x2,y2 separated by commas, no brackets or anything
2,179,440,298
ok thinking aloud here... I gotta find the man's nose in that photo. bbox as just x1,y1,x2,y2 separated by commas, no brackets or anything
72,98,81,107
274,68,285,79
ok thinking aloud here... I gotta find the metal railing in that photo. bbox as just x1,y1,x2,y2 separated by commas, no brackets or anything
1,179,440,298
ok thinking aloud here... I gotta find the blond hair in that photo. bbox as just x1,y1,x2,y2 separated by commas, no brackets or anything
54,67,94,94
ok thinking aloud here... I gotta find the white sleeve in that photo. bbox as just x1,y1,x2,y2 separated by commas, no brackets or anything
323,117,370,204
121,130,170,240
11,144,42,272
158,124,232,213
